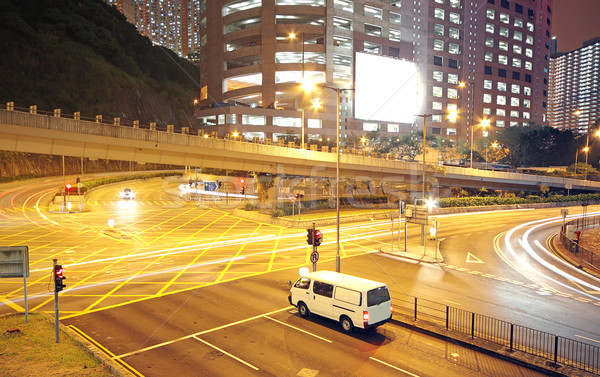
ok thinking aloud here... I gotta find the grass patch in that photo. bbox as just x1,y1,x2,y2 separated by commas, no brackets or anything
0,313,115,377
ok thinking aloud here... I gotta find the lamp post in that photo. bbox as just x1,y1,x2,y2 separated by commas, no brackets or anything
416,111,456,199
318,85,354,273
575,110,599,180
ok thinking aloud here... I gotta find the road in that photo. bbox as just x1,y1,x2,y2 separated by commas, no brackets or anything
1,175,599,375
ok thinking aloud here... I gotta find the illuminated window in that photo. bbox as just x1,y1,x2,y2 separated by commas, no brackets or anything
526,35,534,45
523,112,530,119
447,88,458,99
511,97,520,107
483,93,492,103
334,17,353,30
433,86,443,97
447,73,459,84
388,123,399,132
499,27,509,37
390,12,401,25
527,22,534,32
514,31,523,41
525,61,532,70
389,29,401,42
433,71,443,82
434,24,444,36
486,9,495,19
449,28,460,39
363,122,379,131
486,23,494,33
524,86,531,96
434,8,445,19
391,0,401,7
498,55,508,65
432,101,443,110
449,12,460,24
500,13,509,23
497,82,507,91
365,24,382,37
485,37,494,47
449,0,460,7
364,41,381,54
510,110,520,118
485,52,493,62
223,0,262,16
499,41,508,51
434,39,444,51
523,99,531,108
496,108,506,116
525,48,533,58
334,0,354,12
511,84,520,94
274,117,301,128
365,5,383,19
496,120,505,128
448,43,460,54
432,114,442,122
513,45,522,54
514,17,523,28
510,121,519,127
512,58,522,68
497,95,506,105
484,79,492,90
483,108,491,115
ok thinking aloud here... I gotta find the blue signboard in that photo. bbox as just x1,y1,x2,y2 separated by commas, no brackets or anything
204,182,217,191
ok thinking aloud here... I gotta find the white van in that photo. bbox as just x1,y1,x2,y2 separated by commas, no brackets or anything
288,270,392,333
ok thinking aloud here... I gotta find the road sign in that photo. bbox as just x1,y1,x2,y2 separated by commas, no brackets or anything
405,204,428,225
310,251,319,263
204,182,217,191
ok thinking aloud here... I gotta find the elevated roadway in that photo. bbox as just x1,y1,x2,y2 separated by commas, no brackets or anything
1,108,598,193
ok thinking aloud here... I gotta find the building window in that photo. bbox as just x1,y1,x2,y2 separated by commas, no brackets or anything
499,27,509,37
390,12,401,25
434,8,445,19
483,94,492,103
391,0,401,7
528,9,535,19
498,68,507,77
363,122,379,131
449,59,459,69
486,9,495,19
497,82,507,91
525,48,533,58
513,45,522,54
365,24,382,37
523,99,530,108
449,43,460,54
434,39,444,51
484,79,492,89
526,35,534,45
485,37,494,47
498,55,508,65
450,0,460,7
389,29,401,42
333,35,352,48
485,65,493,75
500,13,510,24
499,41,508,51
486,23,494,34
523,111,530,119
496,120,505,128
433,71,443,82
364,41,381,54
510,110,519,118
434,24,444,36
433,86,443,97
432,101,443,110
514,17,523,28
389,46,400,57
524,86,531,96
514,31,522,41
334,17,353,30
388,123,400,132
448,73,459,84
515,3,523,13
449,28,460,39
334,0,354,12
511,84,520,94
364,5,383,19
497,109,506,116
434,55,443,66
501,0,509,9
449,13,461,24
485,52,493,62
432,115,442,122
526,22,534,32
512,58,521,68
511,97,520,107
525,74,532,82
448,88,458,99
512,71,520,80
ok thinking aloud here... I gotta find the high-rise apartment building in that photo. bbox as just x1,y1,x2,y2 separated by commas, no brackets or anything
118,0,553,147
106,0,203,59
548,37,600,133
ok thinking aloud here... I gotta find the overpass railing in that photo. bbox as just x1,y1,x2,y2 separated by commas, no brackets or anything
1,105,598,191
390,289,600,375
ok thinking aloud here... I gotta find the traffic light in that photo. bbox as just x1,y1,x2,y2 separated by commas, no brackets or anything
295,193,299,199
306,229,314,245
76,177,80,184
241,187,245,195
65,183,72,193
314,230,323,246
53,265,66,292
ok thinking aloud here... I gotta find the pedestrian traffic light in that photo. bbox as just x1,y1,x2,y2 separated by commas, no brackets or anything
53,265,66,292
314,230,323,246
76,177,80,184
65,183,72,193
241,187,245,195
306,229,314,245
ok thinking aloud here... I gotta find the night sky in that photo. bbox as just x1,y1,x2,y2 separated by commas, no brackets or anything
552,0,600,53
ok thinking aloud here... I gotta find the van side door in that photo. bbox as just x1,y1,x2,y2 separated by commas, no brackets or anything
311,280,334,318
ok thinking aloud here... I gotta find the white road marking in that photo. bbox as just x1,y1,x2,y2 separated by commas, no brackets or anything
263,315,332,343
193,336,259,370
466,252,484,264
370,357,420,376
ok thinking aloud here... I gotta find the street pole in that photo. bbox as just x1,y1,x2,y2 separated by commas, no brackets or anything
336,88,341,273
53,259,60,343
422,116,426,200
301,32,305,150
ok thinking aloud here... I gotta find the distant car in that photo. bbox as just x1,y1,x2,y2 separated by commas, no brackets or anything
121,188,135,199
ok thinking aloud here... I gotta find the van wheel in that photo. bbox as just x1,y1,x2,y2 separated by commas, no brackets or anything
340,316,354,333
298,302,310,318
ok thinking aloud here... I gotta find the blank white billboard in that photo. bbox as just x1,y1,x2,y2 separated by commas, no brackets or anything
355,52,419,123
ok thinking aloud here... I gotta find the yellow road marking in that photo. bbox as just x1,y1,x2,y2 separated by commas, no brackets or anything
267,228,283,272
215,222,261,283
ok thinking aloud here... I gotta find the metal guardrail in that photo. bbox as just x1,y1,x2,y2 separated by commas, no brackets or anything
390,290,600,375
560,215,600,271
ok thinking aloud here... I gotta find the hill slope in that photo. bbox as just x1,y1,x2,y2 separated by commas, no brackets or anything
0,0,200,128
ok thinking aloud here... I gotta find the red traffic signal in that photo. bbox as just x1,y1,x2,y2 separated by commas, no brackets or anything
53,265,66,292
314,230,323,246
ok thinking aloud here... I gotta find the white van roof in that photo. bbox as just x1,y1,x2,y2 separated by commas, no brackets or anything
302,270,386,290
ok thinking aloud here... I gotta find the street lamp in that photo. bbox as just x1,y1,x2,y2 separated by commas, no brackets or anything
459,81,476,168
468,118,490,170
574,110,599,180
291,32,308,149
318,84,354,273
416,111,457,199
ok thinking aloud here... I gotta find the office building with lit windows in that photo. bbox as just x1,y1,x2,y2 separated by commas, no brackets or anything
190,0,553,146
548,37,600,133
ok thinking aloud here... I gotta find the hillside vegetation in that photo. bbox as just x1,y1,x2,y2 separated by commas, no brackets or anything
0,0,200,128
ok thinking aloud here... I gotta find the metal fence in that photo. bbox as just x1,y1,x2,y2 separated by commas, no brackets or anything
559,214,600,271
390,290,600,375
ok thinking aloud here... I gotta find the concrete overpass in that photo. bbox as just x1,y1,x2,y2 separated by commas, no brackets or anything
1,107,598,195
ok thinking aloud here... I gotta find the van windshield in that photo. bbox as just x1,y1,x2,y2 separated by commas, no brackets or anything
367,286,390,307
